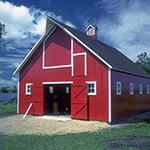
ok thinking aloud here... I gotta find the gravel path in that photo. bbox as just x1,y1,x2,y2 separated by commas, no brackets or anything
1,114,110,135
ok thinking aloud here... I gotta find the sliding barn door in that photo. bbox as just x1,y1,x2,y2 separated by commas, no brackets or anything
71,83,88,119
32,85,44,115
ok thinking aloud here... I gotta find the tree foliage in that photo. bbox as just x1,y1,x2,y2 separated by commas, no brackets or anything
0,23,7,39
136,52,150,74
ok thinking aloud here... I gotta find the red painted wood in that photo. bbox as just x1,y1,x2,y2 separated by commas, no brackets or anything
71,84,87,119
19,26,109,121
111,70,150,122
45,28,71,67
74,55,84,76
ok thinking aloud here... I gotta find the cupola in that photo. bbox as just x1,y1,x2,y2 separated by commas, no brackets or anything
86,25,98,40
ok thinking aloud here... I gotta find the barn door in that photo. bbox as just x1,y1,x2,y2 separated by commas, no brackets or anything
32,85,44,115
71,83,88,120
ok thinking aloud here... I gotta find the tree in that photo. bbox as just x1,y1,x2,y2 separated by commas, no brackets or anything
0,86,9,93
136,52,150,74
0,23,7,39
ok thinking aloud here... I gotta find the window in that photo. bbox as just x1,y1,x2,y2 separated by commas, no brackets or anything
66,87,69,93
116,82,121,95
89,28,93,35
26,83,32,95
49,86,53,93
86,81,96,96
147,85,150,94
130,83,134,95
139,84,143,94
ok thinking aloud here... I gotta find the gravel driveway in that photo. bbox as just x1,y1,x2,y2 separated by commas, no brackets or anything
1,114,110,135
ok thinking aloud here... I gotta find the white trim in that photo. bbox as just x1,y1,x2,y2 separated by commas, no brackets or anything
23,103,33,118
42,25,72,70
63,28,112,69
13,33,46,75
43,81,73,85
71,37,74,76
43,26,57,69
108,68,111,122
86,81,97,96
73,52,87,76
26,83,33,95
43,65,72,69
116,82,121,95
17,81,19,114
129,83,134,95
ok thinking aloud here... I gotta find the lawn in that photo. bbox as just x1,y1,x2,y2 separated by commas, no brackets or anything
1,103,150,150
0,102,17,115
1,122,150,150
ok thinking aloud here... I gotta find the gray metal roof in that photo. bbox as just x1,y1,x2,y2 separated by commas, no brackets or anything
14,16,150,78
48,16,150,78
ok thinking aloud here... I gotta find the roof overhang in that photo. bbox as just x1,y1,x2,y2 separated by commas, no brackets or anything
13,16,112,75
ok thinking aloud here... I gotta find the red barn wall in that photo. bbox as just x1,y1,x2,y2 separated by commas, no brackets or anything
111,70,150,121
19,27,109,121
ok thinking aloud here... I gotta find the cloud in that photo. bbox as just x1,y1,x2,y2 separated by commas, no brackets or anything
0,57,22,69
0,1,76,39
80,0,150,61
0,78,17,88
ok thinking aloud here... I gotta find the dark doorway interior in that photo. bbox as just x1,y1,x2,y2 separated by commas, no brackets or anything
44,84,71,115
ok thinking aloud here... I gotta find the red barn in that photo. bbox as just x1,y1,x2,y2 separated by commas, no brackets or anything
14,16,150,122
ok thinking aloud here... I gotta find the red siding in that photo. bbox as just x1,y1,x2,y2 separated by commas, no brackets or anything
19,26,109,121
111,70,150,121
45,28,71,67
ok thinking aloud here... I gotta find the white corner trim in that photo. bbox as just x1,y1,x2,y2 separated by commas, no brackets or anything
108,68,112,123
43,81,73,84
17,81,19,114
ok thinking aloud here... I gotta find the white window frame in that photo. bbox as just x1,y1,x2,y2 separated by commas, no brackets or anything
147,85,149,94
116,82,121,95
139,84,143,95
86,81,96,96
130,83,134,95
26,83,33,95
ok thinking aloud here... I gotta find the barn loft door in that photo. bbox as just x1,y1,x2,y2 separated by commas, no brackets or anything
73,53,87,76
71,83,88,120
32,85,44,115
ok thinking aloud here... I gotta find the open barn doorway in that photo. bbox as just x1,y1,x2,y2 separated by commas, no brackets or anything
44,84,71,115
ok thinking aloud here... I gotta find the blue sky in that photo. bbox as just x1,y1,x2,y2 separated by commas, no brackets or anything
0,0,150,88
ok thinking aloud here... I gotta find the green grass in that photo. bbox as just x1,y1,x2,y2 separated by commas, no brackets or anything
1,121,150,150
1,103,150,149
0,102,17,115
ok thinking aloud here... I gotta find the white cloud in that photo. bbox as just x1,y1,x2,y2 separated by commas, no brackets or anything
0,78,17,88
12,77,18,82
97,1,150,61
0,1,76,39
0,57,22,68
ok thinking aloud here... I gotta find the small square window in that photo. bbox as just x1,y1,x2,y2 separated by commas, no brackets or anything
147,85,149,94
26,83,32,95
130,83,134,95
49,86,53,93
86,82,96,96
116,82,121,95
139,84,143,95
